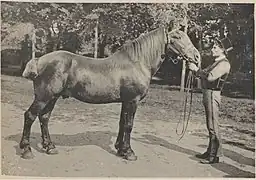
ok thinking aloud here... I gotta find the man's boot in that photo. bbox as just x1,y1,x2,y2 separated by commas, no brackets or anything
195,151,210,159
200,137,220,164
195,138,211,159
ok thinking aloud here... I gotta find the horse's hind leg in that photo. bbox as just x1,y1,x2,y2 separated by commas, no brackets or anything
20,99,47,159
38,97,58,155
117,99,138,161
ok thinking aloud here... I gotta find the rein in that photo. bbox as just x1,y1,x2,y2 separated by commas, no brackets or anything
175,70,194,141
163,29,199,140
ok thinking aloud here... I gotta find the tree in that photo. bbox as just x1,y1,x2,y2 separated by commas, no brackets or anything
2,2,253,84
187,3,254,74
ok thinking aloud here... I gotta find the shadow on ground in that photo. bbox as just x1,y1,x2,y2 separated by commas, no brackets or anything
5,131,117,157
198,144,255,167
134,134,255,178
5,132,255,178
192,132,255,152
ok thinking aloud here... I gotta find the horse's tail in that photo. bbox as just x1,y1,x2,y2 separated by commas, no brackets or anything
22,58,39,81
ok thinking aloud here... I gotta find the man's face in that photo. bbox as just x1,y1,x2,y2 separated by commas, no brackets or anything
211,44,224,57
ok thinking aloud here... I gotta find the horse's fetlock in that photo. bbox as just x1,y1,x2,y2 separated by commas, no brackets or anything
48,143,56,149
115,140,123,150
20,140,30,149
122,144,131,152
42,141,55,150
41,142,48,149
20,143,25,149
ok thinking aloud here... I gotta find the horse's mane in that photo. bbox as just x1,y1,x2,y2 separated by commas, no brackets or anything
117,27,166,64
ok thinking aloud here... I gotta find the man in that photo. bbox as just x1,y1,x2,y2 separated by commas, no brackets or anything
187,37,232,164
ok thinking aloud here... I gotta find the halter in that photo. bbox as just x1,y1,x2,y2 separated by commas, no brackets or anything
162,31,178,64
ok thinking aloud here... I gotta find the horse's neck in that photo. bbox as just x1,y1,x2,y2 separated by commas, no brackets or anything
149,54,165,76
146,41,165,76
113,28,166,76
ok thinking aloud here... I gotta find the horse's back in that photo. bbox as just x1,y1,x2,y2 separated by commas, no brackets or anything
42,50,136,72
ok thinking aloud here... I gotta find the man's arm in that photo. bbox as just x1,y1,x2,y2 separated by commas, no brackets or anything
191,61,230,81
206,61,230,82
188,61,231,81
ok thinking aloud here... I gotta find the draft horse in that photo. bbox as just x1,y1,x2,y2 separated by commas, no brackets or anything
21,27,201,160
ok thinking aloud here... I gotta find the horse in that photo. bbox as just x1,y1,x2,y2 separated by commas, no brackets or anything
20,26,201,161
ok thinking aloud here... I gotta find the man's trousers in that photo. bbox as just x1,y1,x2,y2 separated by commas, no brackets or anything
202,89,223,157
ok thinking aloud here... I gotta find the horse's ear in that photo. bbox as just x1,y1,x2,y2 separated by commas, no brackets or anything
170,30,183,40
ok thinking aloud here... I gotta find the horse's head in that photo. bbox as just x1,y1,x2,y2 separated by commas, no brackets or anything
165,29,201,66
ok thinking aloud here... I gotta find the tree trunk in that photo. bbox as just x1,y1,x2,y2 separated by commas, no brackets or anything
94,19,99,58
32,30,36,59
196,30,202,89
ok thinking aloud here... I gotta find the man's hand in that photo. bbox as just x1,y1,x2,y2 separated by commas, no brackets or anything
187,63,199,72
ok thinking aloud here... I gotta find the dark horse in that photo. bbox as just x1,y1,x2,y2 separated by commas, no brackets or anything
21,27,200,161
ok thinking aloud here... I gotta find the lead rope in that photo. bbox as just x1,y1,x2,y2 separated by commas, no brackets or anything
176,70,194,141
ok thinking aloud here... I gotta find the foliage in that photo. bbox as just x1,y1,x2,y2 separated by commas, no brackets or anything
187,3,254,74
1,2,254,75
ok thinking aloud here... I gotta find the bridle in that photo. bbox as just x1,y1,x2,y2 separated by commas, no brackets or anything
165,30,200,65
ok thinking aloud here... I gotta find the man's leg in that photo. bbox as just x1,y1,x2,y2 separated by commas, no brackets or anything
211,90,223,157
201,90,222,164
196,89,211,159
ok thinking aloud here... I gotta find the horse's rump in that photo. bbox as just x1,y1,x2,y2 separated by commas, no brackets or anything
22,58,39,80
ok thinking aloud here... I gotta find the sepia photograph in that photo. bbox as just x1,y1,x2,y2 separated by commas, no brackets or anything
1,0,255,178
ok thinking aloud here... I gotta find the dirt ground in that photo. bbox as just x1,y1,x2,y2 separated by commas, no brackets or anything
1,74,255,178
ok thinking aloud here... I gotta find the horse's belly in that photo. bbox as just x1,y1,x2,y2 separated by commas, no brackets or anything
72,81,121,104
69,67,150,103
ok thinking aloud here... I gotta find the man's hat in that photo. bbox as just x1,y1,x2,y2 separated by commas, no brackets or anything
215,37,233,53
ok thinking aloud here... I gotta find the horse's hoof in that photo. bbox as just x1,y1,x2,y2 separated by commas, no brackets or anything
125,153,137,161
21,149,34,159
114,142,122,150
46,148,58,155
118,149,137,161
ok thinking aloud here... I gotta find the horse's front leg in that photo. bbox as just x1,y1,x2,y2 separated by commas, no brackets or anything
117,99,138,161
114,105,125,151
38,97,58,155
